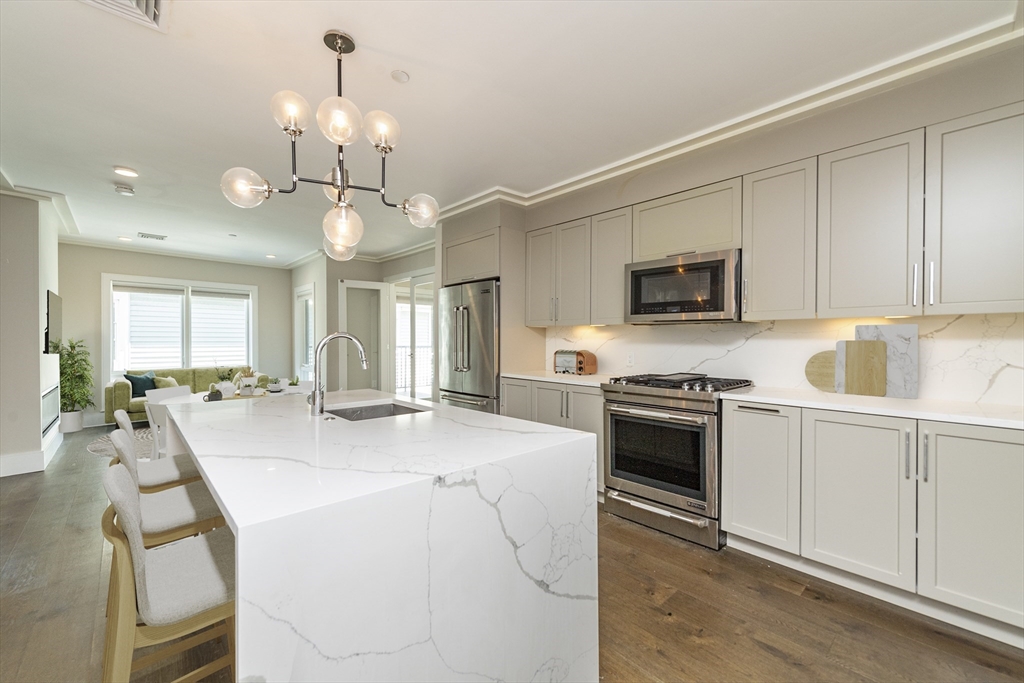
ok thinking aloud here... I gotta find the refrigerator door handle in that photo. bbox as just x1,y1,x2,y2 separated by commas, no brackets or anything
462,306,470,372
453,306,463,372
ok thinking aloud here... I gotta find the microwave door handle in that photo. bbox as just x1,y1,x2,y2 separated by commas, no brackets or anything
666,250,697,258
607,405,707,426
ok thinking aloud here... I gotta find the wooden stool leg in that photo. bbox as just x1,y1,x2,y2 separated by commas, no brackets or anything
225,616,236,681
102,554,138,683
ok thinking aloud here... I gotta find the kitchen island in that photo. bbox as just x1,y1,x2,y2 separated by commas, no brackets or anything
165,389,598,682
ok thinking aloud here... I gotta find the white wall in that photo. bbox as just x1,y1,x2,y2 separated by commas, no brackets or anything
59,242,294,423
290,254,327,380
545,315,1022,405
38,202,60,394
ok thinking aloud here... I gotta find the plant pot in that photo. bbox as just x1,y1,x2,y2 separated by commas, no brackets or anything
241,376,258,388
217,381,237,397
60,410,84,433
239,386,254,396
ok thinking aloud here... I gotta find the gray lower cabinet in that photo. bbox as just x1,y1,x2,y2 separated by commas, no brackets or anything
721,402,801,553
499,377,532,421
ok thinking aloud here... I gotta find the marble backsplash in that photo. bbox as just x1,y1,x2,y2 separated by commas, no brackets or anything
545,314,1023,405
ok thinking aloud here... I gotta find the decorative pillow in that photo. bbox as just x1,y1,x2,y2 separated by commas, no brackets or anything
153,376,179,389
123,371,156,398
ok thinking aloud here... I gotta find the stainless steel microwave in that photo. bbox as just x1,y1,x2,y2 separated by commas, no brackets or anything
624,249,741,323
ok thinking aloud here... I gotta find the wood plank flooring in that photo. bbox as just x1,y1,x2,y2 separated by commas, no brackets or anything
2,426,1021,682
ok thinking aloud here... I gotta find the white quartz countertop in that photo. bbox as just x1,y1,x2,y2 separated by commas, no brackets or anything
502,370,615,388
722,386,1024,430
167,389,594,533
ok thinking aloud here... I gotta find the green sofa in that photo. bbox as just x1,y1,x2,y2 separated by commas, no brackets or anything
104,366,269,423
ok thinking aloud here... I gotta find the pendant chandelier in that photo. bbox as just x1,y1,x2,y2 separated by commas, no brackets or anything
220,30,439,262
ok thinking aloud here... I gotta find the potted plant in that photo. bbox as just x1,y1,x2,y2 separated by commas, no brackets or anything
50,338,95,433
214,366,236,397
238,366,257,395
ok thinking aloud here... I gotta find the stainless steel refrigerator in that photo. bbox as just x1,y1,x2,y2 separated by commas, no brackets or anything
438,279,499,413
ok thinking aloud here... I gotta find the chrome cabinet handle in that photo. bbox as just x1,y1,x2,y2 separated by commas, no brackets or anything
549,297,554,322
912,263,919,307
608,405,707,426
555,297,559,321
905,429,910,479
929,261,935,306
565,391,570,421
736,404,779,414
742,278,748,314
923,432,929,482
608,491,709,528
441,394,487,406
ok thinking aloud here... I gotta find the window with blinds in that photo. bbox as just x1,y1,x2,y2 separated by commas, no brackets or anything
111,282,252,376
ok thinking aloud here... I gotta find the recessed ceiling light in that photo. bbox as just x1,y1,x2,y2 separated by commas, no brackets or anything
118,236,132,242
265,254,276,259
391,70,410,84
114,184,135,196
113,166,138,178
228,233,237,237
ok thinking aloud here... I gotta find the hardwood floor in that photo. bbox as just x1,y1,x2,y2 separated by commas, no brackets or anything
2,427,1021,682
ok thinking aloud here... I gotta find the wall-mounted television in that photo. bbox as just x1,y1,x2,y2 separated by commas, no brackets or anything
44,290,61,353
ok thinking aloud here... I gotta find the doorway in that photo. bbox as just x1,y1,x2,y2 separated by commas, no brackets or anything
393,274,434,399
338,280,391,392
293,284,315,382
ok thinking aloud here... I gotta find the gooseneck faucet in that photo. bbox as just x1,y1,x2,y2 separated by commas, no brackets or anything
311,332,369,416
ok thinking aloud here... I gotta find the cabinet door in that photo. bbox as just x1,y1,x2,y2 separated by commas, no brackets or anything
918,421,1024,627
443,228,500,286
741,159,817,321
555,219,592,325
925,103,1024,315
531,382,566,427
566,385,605,492
817,131,924,318
721,402,801,554
525,228,556,326
801,409,917,591
500,378,532,421
590,208,633,326
632,178,742,262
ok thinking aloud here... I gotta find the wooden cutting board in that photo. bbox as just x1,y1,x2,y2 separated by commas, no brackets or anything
838,340,887,397
804,351,837,392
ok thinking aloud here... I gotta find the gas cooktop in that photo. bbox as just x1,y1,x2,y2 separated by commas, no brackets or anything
606,372,752,394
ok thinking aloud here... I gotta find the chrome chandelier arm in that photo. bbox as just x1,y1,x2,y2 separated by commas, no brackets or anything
273,137,299,194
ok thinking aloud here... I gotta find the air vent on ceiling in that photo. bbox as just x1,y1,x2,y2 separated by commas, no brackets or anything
137,232,167,241
78,0,167,32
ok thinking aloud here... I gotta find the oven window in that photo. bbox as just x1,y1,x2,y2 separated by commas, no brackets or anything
609,413,707,501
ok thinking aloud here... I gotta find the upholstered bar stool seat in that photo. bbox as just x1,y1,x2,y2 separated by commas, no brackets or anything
110,429,224,547
113,409,200,492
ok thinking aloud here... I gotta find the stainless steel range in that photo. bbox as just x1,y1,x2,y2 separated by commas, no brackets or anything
601,372,752,549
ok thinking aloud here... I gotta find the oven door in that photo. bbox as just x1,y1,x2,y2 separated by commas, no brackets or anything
604,402,719,517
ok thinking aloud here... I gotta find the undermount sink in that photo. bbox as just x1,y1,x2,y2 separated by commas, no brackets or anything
325,402,429,421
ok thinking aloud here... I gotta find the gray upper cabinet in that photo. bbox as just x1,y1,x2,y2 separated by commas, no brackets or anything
525,219,591,327
924,102,1024,315
632,177,742,262
741,159,817,321
817,130,924,318
589,208,632,325
442,227,500,286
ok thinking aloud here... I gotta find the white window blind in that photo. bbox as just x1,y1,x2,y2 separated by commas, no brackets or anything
112,285,184,370
190,290,250,367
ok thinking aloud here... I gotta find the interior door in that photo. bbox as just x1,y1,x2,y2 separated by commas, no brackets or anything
395,275,435,399
337,280,391,393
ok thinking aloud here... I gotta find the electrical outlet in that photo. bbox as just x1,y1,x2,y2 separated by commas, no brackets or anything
626,352,635,367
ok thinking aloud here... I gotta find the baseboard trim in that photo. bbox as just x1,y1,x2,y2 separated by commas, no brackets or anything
727,535,1024,650
41,428,63,468
0,450,44,477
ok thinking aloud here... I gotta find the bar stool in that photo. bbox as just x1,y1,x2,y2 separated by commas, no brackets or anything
112,410,200,493
110,430,224,548
101,463,235,683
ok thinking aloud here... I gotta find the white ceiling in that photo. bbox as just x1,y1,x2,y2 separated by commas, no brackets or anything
0,0,1018,265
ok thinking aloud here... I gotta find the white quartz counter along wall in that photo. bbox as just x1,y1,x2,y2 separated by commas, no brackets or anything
546,313,1022,405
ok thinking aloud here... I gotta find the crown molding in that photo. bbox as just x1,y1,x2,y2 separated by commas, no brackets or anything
57,234,296,270
281,239,436,269
282,249,324,269
1,167,80,234
439,19,1023,221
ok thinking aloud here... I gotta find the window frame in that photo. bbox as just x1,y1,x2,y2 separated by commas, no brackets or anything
101,273,259,403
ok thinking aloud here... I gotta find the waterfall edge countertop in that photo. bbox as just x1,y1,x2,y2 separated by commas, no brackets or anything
165,389,599,682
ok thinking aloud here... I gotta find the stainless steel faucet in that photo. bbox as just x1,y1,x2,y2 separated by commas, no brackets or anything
311,332,368,416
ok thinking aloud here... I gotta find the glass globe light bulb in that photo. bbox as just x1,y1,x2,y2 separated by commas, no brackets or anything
220,167,267,208
323,237,357,262
316,96,362,145
363,110,401,152
270,90,311,134
322,171,353,203
404,193,439,228
323,203,364,247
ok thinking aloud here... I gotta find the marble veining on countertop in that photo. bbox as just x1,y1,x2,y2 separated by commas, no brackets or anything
167,389,594,532
722,386,1023,430
501,370,616,387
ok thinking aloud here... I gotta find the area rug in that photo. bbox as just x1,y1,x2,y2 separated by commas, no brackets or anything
86,428,153,458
